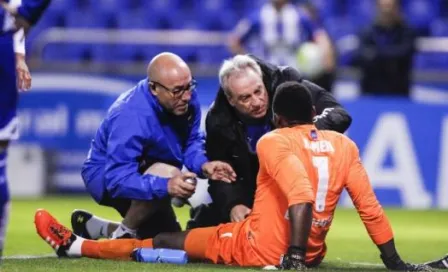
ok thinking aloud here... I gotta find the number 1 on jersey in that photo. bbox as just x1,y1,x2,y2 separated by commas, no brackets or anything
312,156,329,212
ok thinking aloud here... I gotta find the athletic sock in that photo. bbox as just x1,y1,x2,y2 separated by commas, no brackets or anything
66,235,84,257
110,223,137,239
85,215,117,239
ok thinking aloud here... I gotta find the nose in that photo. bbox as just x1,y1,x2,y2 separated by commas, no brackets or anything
251,96,262,108
180,90,192,102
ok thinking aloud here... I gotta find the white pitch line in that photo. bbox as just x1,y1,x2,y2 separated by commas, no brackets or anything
3,254,56,260
348,262,383,267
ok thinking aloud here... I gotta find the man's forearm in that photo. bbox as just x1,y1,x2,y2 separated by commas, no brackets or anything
288,202,313,249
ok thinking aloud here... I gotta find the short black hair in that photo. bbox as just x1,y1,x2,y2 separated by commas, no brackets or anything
273,81,314,124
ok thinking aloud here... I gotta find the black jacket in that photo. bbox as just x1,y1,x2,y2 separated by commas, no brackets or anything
205,56,352,223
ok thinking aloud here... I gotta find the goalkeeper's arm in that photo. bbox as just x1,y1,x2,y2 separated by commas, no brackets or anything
279,203,313,270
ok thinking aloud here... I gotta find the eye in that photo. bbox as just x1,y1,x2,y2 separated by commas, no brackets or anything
254,89,261,95
241,95,250,102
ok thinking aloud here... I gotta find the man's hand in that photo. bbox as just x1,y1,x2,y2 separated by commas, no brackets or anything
381,254,434,271
278,246,307,271
230,204,251,222
167,172,197,199
0,2,31,35
202,161,236,183
16,54,31,91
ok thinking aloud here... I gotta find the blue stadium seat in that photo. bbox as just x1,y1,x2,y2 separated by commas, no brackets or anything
405,0,437,35
98,0,121,12
200,9,238,31
439,0,448,18
65,10,111,28
167,10,203,30
196,46,231,64
430,19,448,36
165,46,198,62
43,43,93,61
324,17,357,40
414,52,448,70
143,0,181,14
349,0,375,28
115,10,161,29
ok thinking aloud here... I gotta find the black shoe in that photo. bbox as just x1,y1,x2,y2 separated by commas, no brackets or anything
186,204,221,230
426,254,448,269
71,209,94,240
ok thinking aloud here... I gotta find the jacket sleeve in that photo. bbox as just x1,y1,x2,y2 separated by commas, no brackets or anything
104,112,170,201
303,80,352,133
205,113,249,221
183,98,209,177
17,0,51,25
282,67,352,133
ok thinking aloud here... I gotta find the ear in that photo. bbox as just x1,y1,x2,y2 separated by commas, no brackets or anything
149,82,158,96
225,93,236,107
273,114,287,128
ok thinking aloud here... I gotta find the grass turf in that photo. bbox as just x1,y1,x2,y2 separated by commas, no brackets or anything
2,196,447,271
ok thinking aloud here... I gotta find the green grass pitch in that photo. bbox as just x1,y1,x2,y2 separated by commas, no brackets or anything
1,196,447,271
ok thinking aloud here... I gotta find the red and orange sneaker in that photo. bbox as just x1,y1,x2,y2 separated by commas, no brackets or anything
34,209,76,257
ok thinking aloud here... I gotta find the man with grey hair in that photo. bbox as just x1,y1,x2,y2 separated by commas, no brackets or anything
188,54,352,228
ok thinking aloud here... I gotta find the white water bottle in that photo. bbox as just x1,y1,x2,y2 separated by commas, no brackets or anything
171,177,197,208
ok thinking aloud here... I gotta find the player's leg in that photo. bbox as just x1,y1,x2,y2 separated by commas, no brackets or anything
72,163,181,239
0,32,19,258
36,208,216,261
135,197,181,239
80,226,216,260
0,141,11,258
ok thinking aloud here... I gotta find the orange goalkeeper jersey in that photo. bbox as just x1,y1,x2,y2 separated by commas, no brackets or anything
234,124,393,266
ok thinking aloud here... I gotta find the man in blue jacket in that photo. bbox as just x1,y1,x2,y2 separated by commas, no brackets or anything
0,0,51,257
71,52,236,240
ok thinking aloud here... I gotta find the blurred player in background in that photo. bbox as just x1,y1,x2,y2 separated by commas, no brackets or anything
34,81,437,271
0,0,50,257
297,0,337,92
352,0,415,97
70,53,235,241
228,0,335,83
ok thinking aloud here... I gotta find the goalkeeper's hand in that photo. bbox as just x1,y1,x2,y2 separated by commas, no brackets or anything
278,246,307,271
381,254,434,271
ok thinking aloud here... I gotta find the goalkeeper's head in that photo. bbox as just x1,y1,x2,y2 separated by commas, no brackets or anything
272,81,316,128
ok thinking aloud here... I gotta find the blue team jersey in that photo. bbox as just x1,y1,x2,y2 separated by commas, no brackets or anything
82,78,208,203
233,3,319,68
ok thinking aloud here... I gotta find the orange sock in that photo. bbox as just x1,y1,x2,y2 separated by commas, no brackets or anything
184,227,216,260
81,238,153,260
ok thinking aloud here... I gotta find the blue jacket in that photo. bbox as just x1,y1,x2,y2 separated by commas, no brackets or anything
82,78,208,203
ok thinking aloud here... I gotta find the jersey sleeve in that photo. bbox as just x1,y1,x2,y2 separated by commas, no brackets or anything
345,140,394,245
257,133,314,206
298,11,320,42
11,0,26,55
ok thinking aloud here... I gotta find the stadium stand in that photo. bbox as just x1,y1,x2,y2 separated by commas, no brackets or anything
26,0,448,71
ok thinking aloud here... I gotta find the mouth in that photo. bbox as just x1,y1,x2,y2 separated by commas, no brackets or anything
177,104,188,111
252,107,266,116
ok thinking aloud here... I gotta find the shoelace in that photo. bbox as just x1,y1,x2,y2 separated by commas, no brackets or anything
49,224,70,241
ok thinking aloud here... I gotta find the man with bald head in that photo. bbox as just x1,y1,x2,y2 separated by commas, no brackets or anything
71,52,235,240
